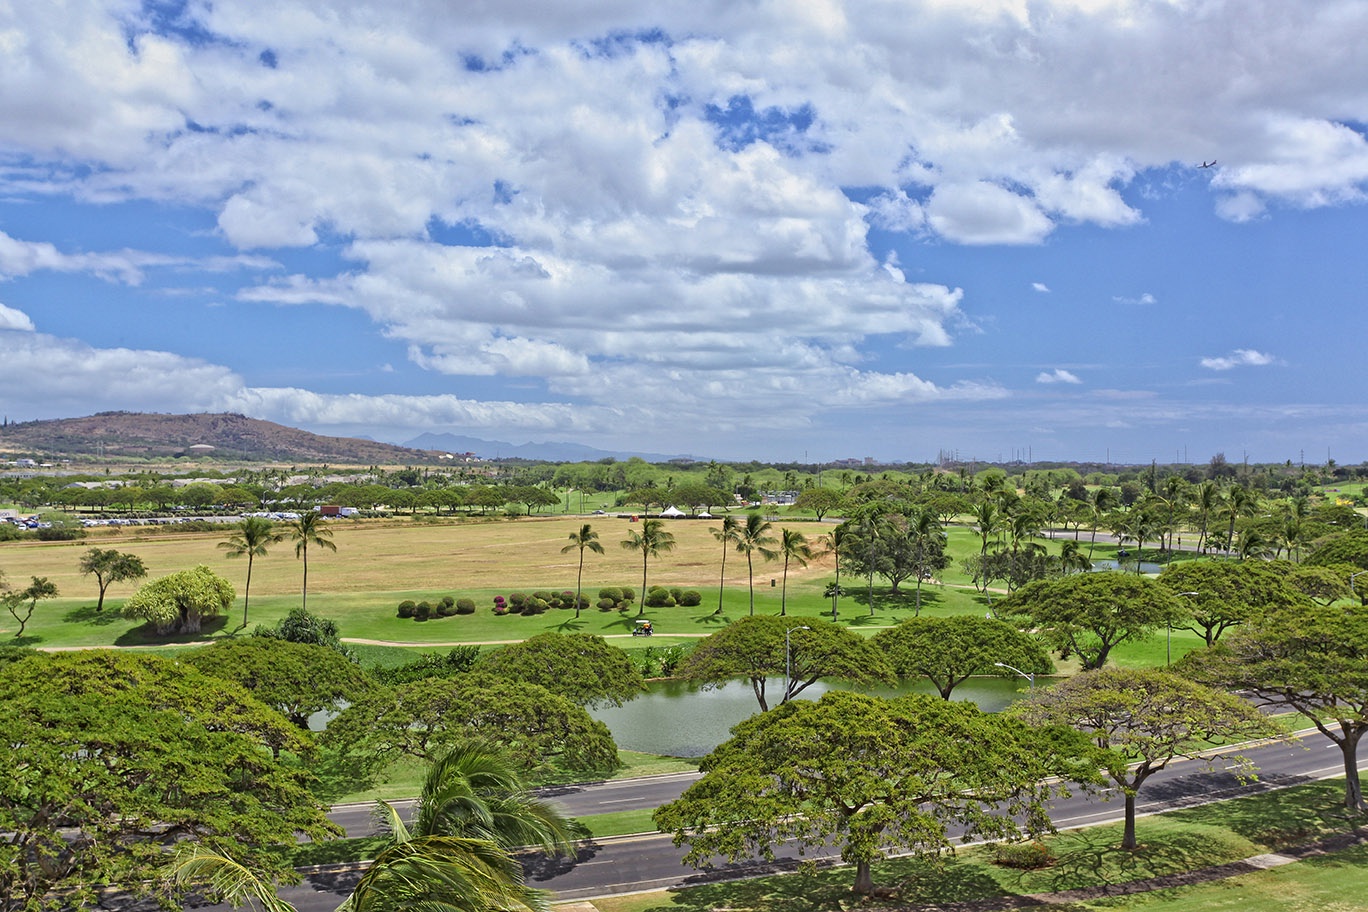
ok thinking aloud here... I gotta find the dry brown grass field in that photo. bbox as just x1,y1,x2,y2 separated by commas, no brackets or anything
2,515,835,602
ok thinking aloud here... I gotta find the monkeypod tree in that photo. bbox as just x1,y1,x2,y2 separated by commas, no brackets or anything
1180,603,1368,813
676,615,895,711
998,572,1185,670
655,690,1100,895
1158,559,1307,646
472,632,646,707
185,637,374,730
0,651,337,909
874,615,1053,699
1010,667,1278,850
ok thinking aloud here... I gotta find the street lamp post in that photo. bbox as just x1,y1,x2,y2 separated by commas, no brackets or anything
785,625,810,701
994,661,1034,689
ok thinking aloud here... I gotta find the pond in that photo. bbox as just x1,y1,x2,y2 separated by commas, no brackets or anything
589,675,1033,758
1090,559,1165,574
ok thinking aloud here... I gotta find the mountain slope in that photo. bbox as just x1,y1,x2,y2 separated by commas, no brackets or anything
0,412,444,464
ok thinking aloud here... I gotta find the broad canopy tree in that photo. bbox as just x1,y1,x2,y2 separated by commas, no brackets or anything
471,632,646,708
0,651,338,910
121,564,234,635
1157,559,1306,646
874,615,1053,700
654,690,1100,895
1010,667,1277,850
185,636,373,729
676,615,895,711
76,547,147,612
322,672,620,784
998,572,1185,670
1180,603,1368,813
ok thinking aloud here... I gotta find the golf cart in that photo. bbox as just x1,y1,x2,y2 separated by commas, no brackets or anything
632,619,654,637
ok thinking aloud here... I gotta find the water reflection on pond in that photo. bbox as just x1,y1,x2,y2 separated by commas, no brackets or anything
590,676,1034,758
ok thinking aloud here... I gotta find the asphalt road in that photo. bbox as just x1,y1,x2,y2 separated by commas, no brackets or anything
183,731,1359,911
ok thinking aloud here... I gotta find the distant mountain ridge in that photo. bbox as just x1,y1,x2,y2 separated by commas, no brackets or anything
404,432,690,463
0,412,445,464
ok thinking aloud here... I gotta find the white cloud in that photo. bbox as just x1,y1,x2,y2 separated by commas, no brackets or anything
2,0,1368,453
926,182,1054,245
1036,368,1081,384
1032,282,1050,293
1112,292,1157,306
1199,349,1279,371
0,303,36,332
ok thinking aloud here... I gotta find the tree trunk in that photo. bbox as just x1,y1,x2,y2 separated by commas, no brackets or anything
852,859,874,895
1122,792,1138,850
1342,731,1365,813
242,558,253,628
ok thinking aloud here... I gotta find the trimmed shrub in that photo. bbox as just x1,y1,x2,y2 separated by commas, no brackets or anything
992,841,1054,870
670,587,683,602
679,589,702,607
414,601,432,621
598,587,623,602
621,586,636,602
508,592,528,608
645,586,675,608
596,598,617,612
455,598,476,615
397,600,416,619
437,597,458,617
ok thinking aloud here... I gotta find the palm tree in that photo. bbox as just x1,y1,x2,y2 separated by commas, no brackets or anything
778,528,812,616
905,507,943,614
1057,539,1091,574
709,515,741,615
973,499,1000,562
733,513,779,616
620,519,675,617
286,511,337,613
218,516,281,629
814,524,847,619
1192,480,1222,554
561,523,603,619
342,742,575,912
162,844,298,912
1223,485,1260,558
1088,487,1118,559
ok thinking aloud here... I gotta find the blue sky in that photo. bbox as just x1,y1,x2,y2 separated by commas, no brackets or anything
2,0,1367,465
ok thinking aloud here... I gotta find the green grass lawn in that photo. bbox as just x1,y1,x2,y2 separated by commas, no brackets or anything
6,518,1214,670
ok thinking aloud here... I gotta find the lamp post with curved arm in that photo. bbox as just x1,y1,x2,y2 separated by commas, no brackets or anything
994,661,1034,689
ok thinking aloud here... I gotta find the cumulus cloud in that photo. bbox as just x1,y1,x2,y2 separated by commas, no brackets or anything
1032,282,1050,293
927,182,1054,245
1036,368,1081,384
0,303,36,332
1199,349,1280,371
1,0,1366,451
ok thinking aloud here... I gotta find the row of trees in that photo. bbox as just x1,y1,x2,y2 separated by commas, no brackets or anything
653,579,1368,893
0,625,649,909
